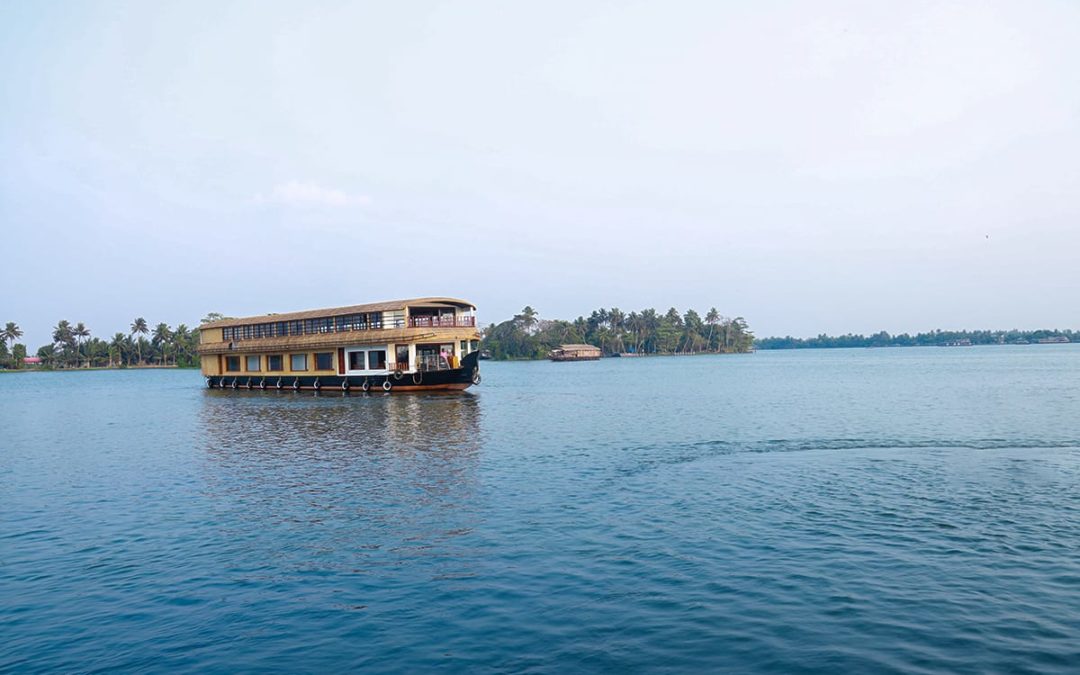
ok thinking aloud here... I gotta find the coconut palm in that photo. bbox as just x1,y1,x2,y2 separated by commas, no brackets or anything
514,306,539,334
173,324,192,366
109,333,126,367
130,317,148,365
51,320,76,366
73,322,90,368
2,322,22,361
705,308,720,352
152,323,172,366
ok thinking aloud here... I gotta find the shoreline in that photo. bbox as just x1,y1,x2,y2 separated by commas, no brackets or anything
0,365,199,373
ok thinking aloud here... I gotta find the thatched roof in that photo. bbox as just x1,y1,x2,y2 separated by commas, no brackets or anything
201,297,476,329
557,344,601,351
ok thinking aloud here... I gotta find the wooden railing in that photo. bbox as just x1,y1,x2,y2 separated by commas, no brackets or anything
408,316,476,328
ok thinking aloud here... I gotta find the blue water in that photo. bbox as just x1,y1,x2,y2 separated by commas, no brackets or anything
3,346,1080,672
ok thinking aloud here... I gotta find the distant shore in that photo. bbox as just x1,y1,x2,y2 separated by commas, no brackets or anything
1,365,199,373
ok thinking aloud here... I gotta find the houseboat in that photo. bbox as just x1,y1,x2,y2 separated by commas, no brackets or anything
197,297,482,392
549,344,602,361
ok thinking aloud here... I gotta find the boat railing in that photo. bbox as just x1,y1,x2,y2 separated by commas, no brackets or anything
407,316,476,328
416,355,454,371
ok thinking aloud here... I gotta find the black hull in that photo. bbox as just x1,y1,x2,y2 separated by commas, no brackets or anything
207,352,480,393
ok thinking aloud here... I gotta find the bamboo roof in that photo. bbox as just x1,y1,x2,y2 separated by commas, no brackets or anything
201,297,476,329
557,344,601,351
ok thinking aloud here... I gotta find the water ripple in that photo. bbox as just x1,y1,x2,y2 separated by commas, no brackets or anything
4,349,1080,672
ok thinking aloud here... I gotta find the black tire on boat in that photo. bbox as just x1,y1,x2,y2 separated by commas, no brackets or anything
361,379,370,393
382,380,393,392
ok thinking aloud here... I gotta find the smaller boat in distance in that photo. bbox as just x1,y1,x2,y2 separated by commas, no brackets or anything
1037,336,1070,344
941,338,972,347
549,344,602,361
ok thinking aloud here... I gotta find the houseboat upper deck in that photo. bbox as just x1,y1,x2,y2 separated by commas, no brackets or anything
197,297,482,392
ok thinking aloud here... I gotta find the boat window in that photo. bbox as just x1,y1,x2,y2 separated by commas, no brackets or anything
225,356,241,372
315,352,333,370
245,355,261,371
291,354,307,371
267,355,283,371
368,350,387,370
348,351,365,370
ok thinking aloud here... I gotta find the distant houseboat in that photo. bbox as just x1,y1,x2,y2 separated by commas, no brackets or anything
549,344,602,361
941,338,972,347
197,297,482,392
1036,336,1070,344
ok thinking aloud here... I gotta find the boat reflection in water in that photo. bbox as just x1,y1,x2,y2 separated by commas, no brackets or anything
196,390,484,586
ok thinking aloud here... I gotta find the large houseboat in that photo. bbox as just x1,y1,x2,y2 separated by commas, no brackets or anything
197,297,482,392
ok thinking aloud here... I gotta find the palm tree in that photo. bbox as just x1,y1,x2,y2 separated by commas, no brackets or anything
173,324,192,366
514,306,539,334
2,322,22,362
52,320,75,367
608,308,626,354
109,333,126,368
705,308,720,352
130,317,148,365
152,323,172,366
73,322,90,368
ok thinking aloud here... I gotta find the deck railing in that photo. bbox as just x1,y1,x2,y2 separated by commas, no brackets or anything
220,314,475,342
417,355,454,371
408,316,476,328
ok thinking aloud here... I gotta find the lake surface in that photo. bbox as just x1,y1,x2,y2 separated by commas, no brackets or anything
3,346,1080,673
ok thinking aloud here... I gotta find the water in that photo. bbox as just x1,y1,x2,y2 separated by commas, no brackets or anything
3,346,1080,673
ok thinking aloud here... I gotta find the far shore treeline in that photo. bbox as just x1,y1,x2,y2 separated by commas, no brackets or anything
0,316,223,370
482,306,754,360
5,313,1078,371
755,328,1077,350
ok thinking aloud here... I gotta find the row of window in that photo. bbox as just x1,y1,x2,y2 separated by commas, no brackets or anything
222,312,400,342
347,349,387,371
225,352,335,373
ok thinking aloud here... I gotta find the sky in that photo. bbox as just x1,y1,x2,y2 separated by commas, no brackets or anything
2,0,1079,349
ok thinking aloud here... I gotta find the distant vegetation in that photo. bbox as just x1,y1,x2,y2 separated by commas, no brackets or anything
482,306,753,360
755,329,1077,350
0,316,218,370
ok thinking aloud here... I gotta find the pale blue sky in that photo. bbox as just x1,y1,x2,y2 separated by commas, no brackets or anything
3,1,1079,348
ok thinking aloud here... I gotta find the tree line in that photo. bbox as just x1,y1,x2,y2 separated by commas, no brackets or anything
482,306,753,360
0,317,209,370
755,328,1078,349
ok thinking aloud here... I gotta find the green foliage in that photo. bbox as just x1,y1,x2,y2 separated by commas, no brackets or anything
483,306,754,360
755,329,1078,350
17,317,201,369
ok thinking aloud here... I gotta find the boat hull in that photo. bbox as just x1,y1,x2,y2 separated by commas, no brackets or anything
206,371,475,392
206,353,480,393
